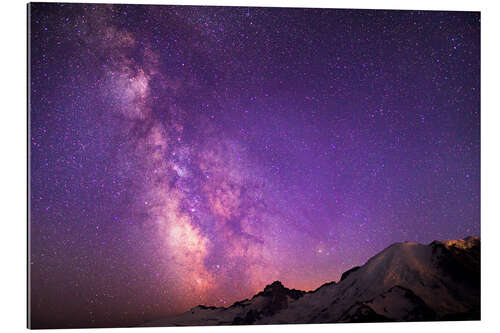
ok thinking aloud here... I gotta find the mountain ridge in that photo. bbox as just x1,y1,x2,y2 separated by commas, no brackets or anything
145,236,480,326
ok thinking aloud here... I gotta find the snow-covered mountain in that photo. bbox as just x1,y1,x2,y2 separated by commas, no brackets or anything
145,236,480,326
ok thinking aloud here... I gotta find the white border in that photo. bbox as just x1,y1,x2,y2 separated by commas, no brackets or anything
1,0,498,332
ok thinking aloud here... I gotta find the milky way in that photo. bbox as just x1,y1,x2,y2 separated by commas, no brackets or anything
29,3,480,328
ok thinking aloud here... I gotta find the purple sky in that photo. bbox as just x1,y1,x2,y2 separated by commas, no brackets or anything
29,3,480,328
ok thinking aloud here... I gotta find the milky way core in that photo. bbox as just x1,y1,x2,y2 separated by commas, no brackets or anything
29,3,480,328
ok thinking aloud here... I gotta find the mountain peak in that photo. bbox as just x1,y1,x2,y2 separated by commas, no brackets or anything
264,281,285,291
430,235,479,250
443,236,479,250
256,280,305,303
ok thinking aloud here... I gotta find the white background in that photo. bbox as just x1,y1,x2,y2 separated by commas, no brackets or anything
1,0,498,332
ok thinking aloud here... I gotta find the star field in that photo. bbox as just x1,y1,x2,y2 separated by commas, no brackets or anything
29,3,480,328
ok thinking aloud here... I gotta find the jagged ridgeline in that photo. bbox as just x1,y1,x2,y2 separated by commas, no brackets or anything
145,237,480,326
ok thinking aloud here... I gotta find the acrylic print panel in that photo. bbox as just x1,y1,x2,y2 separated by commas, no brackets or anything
28,2,480,329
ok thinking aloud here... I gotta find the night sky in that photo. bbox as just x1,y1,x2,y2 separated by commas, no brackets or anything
29,3,480,328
